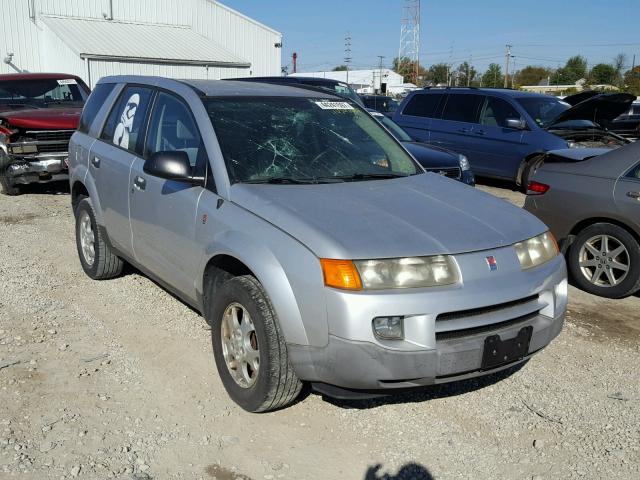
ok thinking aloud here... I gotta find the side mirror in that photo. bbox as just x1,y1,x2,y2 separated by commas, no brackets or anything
143,151,204,184
505,118,527,130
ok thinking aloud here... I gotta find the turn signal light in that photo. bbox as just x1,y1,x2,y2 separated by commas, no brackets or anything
320,259,362,290
527,181,550,195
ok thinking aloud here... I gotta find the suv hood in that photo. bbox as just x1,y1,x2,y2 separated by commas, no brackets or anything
547,92,635,128
230,174,546,259
0,107,82,130
403,141,458,168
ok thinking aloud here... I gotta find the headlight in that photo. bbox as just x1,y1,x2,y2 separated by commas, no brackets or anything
354,255,459,289
514,232,559,270
458,154,470,171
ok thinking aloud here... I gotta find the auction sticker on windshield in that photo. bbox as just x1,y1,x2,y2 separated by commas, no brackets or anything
314,100,354,110
57,78,77,85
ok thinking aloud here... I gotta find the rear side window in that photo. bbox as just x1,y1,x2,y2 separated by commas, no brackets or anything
628,162,640,179
101,85,154,155
480,96,522,128
441,94,483,123
402,93,443,118
78,83,115,134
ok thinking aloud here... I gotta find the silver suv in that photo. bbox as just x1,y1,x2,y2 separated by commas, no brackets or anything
69,76,568,412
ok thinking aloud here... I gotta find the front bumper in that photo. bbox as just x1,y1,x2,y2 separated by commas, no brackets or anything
3,156,68,185
288,249,567,390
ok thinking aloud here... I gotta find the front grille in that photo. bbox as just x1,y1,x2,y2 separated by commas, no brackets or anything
436,294,539,323
435,312,537,341
25,130,74,143
426,166,461,179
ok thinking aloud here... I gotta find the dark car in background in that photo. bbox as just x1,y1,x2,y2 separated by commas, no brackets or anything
228,76,364,106
368,109,474,185
360,95,400,117
610,103,640,139
524,142,640,298
0,72,90,195
393,87,633,189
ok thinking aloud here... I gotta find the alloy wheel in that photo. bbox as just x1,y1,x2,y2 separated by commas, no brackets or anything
79,211,96,266
220,302,260,388
578,234,630,287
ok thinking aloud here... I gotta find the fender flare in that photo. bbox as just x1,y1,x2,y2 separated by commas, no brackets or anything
71,168,105,226
516,152,546,186
199,230,311,347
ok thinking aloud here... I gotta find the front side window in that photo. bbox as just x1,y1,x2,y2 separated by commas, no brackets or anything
516,97,570,127
206,97,419,183
480,96,523,128
78,83,116,134
145,92,206,175
0,77,89,109
441,94,483,123
101,85,154,154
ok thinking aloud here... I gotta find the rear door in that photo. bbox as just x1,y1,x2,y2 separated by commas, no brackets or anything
427,92,484,157
614,162,640,233
468,95,527,178
393,92,444,142
129,91,208,301
90,85,154,253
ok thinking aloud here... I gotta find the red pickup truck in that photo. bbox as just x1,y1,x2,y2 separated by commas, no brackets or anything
0,73,90,195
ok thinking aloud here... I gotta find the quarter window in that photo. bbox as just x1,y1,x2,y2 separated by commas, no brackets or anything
628,162,640,179
480,96,523,128
101,85,154,155
441,94,483,123
145,92,206,175
402,93,444,118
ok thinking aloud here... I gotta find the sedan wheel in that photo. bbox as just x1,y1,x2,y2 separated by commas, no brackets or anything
221,302,260,388
569,223,640,298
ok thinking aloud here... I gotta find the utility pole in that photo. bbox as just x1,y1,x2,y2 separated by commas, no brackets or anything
344,33,352,85
377,55,385,94
467,55,471,86
504,44,512,88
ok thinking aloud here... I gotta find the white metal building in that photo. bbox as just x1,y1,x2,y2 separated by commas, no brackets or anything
1,0,282,86
289,69,408,95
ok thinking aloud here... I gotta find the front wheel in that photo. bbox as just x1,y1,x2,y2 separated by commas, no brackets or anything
0,152,20,196
209,275,302,412
568,223,640,298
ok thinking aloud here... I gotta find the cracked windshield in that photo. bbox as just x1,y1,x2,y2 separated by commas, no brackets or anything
206,97,420,183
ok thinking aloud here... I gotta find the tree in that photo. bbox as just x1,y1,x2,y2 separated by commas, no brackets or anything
332,65,348,71
555,55,587,84
392,56,427,85
482,63,504,88
623,66,640,96
613,53,627,86
589,63,617,85
427,63,449,85
515,65,552,87
455,62,477,86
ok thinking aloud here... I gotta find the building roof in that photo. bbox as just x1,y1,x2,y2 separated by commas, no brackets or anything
41,15,250,68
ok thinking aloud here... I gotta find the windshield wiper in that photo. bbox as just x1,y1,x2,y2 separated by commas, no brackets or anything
242,176,342,185
325,172,410,181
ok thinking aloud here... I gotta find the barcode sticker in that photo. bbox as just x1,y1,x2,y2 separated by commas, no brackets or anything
314,100,353,110
57,78,77,85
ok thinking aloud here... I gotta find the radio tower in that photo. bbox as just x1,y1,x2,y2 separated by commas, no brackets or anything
398,0,421,85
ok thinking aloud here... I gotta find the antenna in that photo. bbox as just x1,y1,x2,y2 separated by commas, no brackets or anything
399,0,420,85
344,32,352,84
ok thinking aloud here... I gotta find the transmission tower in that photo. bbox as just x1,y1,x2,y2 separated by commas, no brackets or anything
399,0,420,84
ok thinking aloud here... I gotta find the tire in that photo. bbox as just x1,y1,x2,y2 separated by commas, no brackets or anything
74,197,124,280
0,151,20,196
568,223,640,298
209,275,302,412
520,156,544,193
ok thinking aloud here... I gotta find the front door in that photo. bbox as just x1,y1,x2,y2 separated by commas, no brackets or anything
129,91,209,301
614,162,640,232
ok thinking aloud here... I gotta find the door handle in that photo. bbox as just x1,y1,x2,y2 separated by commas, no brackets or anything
133,175,146,191
457,128,470,133
91,157,101,168
627,191,640,200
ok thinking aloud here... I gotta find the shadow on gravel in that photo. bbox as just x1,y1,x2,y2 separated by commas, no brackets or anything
319,362,526,410
475,176,520,191
15,180,70,195
365,462,434,480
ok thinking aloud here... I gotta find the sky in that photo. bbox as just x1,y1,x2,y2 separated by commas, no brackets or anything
221,0,640,75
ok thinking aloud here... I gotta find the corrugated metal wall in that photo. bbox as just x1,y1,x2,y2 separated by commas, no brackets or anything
0,0,282,85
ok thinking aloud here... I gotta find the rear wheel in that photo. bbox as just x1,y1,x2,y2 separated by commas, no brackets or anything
568,223,640,298
519,156,544,193
75,197,124,280
209,275,302,412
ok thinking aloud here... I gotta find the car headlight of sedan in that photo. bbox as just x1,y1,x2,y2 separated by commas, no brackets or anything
514,232,559,270
320,256,460,290
458,154,470,171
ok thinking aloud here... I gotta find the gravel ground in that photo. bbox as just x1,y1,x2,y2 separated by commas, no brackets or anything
0,181,639,480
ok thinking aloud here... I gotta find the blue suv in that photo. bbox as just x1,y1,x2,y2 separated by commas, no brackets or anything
393,88,633,187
